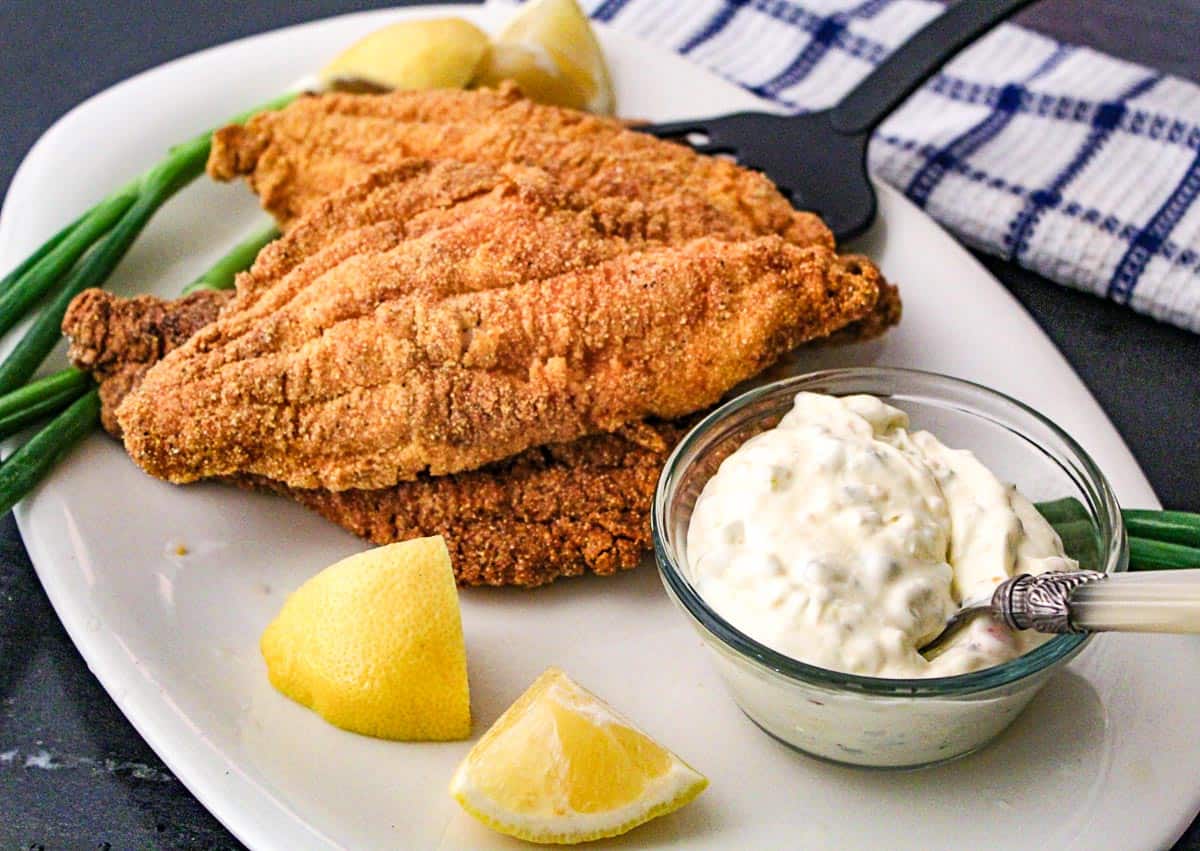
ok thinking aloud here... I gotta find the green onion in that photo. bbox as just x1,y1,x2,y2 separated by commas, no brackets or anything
0,368,88,422
0,211,91,295
183,222,279,294
1129,537,1200,570
0,182,140,339
1035,498,1200,572
1124,509,1200,549
0,92,297,395
0,389,101,517
0,381,91,441
1048,518,1100,567
1034,496,1091,526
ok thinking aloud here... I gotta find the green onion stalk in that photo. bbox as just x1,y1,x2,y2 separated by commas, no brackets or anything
0,369,91,441
183,222,280,294
0,185,139,334
0,221,278,515
0,215,81,295
0,390,103,517
1034,497,1200,572
0,92,297,397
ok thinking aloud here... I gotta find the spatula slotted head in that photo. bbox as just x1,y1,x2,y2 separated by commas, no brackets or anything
640,110,876,242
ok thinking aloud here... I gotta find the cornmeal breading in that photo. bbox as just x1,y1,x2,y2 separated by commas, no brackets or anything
116,163,882,491
63,288,227,436
65,287,682,586
259,419,687,587
208,82,832,249
61,87,904,586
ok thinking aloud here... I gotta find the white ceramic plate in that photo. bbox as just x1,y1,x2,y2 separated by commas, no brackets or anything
2,5,1197,849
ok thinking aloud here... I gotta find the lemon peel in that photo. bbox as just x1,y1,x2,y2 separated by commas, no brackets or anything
319,18,490,92
449,668,706,844
261,536,470,741
472,0,616,114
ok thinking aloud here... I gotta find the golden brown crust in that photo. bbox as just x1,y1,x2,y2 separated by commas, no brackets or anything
63,288,228,435
260,419,688,587
62,273,890,587
207,84,833,250
821,261,902,344
117,165,880,491
65,287,684,586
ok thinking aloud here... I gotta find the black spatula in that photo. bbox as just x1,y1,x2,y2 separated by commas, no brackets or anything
640,0,1038,241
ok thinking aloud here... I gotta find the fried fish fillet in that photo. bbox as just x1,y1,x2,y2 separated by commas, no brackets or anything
257,419,686,587
228,158,774,309
64,284,900,587
117,163,881,491
65,286,684,586
208,83,833,250
65,279,898,587
65,288,228,437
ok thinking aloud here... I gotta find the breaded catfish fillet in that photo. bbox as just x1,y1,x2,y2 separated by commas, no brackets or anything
64,288,227,437
65,288,682,586
64,281,898,586
207,83,832,249
230,158,773,309
260,419,688,587
116,164,881,491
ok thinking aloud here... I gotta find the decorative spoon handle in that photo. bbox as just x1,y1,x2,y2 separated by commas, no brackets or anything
993,569,1200,634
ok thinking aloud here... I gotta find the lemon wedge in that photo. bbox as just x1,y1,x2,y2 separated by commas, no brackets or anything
319,18,490,92
449,668,706,844
472,0,616,114
260,536,470,741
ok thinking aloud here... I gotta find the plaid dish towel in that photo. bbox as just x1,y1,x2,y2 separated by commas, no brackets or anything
580,0,1200,333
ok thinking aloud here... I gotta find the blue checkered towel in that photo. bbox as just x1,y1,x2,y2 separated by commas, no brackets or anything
582,0,1200,333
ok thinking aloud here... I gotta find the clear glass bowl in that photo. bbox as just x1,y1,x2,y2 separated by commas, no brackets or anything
652,368,1127,769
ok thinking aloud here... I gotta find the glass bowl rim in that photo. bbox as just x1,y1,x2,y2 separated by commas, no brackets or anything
652,366,1128,698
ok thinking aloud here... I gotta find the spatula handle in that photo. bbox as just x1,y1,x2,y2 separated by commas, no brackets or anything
831,0,1040,136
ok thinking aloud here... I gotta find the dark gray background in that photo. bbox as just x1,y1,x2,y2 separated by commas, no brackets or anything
1,0,1198,847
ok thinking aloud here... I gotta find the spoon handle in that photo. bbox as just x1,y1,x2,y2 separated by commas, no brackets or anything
993,569,1200,634
1069,569,1200,633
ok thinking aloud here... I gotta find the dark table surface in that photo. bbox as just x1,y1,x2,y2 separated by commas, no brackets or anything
2,1,1198,848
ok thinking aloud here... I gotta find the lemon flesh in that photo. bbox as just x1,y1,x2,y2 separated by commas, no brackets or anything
450,668,706,844
472,0,616,114
319,18,490,92
261,536,470,741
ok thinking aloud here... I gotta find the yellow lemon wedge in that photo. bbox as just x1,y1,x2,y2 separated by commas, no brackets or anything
472,0,616,114
319,18,490,92
449,668,706,844
260,536,470,741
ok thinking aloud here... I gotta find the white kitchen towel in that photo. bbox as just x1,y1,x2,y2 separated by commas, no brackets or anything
581,0,1200,333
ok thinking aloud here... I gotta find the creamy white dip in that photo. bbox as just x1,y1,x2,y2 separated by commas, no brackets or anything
686,392,1075,678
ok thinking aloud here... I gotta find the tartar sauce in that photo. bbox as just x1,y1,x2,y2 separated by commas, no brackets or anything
686,392,1075,678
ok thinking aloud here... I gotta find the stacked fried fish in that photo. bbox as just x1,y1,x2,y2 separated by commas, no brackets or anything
63,84,900,587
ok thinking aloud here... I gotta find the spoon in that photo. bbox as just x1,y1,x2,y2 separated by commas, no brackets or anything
920,568,1200,656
